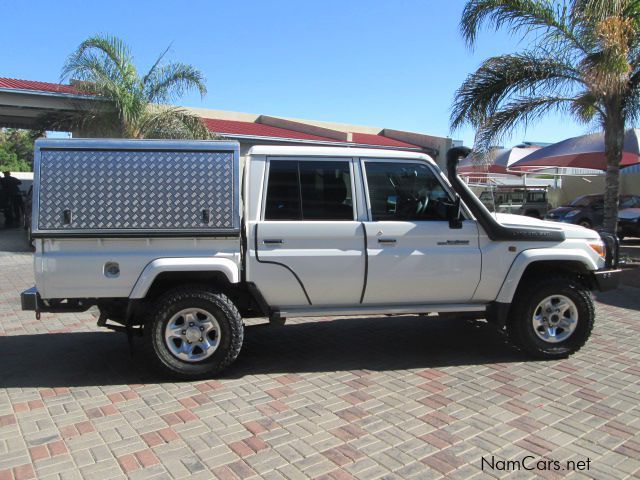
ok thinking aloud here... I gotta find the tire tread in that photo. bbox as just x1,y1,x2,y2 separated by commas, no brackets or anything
508,274,595,359
146,285,243,379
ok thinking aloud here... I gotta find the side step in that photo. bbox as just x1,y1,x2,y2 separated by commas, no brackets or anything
274,303,486,319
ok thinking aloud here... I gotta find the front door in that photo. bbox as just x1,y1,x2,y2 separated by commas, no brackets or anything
360,159,481,304
250,158,365,308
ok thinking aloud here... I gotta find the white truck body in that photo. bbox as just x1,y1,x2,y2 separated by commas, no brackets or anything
22,139,620,377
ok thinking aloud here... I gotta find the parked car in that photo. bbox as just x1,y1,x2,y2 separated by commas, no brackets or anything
617,207,640,240
545,194,640,229
478,187,551,218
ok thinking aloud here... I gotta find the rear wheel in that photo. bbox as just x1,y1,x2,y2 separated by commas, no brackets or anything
146,286,243,379
507,275,594,359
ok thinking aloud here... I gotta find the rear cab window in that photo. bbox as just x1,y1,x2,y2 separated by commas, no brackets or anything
264,159,354,221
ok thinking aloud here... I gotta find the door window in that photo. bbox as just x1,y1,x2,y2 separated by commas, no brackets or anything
264,160,354,220
364,161,453,221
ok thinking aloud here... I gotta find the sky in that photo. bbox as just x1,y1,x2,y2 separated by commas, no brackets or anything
0,0,593,147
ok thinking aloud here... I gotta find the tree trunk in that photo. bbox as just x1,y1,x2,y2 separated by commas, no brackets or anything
603,113,625,234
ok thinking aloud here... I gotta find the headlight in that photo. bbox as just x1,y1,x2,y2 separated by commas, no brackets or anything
565,209,581,218
588,240,606,259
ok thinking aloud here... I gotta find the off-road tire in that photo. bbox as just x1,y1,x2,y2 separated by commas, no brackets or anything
146,286,243,379
507,275,594,359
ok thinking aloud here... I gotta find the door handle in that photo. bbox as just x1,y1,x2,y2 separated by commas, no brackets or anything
263,239,284,245
377,238,397,244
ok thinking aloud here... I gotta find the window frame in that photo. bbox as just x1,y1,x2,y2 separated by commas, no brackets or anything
261,157,358,222
360,158,466,223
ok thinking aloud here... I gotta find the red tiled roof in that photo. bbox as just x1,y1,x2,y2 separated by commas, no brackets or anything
204,118,420,149
0,76,422,149
202,118,338,142
0,77,89,95
351,132,418,149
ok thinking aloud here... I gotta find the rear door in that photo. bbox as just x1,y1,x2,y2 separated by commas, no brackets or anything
360,159,481,304
250,158,365,308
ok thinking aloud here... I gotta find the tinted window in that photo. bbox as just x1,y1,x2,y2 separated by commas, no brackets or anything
264,160,353,221
528,192,546,202
365,161,452,221
264,161,301,220
299,161,353,220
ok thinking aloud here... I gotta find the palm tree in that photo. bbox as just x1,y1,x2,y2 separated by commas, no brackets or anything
52,34,212,140
451,0,640,233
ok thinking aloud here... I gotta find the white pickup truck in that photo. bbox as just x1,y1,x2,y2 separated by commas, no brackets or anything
22,139,620,378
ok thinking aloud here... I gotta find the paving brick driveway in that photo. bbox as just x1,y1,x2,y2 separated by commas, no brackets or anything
0,249,639,479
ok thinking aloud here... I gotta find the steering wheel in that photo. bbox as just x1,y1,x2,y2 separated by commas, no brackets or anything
416,189,429,215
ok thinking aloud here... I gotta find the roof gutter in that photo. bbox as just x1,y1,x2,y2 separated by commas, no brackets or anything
0,87,101,101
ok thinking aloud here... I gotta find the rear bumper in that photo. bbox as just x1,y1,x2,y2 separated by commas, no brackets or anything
592,269,621,291
21,287,41,311
21,287,93,313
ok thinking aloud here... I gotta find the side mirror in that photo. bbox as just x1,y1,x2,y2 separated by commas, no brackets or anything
447,197,463,229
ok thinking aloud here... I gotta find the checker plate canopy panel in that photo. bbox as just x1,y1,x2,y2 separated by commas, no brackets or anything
35,141,239,235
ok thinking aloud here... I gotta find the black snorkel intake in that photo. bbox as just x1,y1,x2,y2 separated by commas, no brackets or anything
446,147,565,242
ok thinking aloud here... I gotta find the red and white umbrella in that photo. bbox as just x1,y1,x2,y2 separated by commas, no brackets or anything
510,129,640,172
458,146,540,175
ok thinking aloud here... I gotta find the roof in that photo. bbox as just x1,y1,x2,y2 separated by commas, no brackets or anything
351,132,418,149
0,76,424,150
201,118,336,142
0,77,88,95
203,118,421,149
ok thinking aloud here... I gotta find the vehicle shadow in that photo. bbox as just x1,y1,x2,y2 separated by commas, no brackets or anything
594,285,640,311
0,315,527,388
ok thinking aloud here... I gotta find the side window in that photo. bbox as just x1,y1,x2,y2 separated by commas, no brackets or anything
264,160,354,221
364,161,453,221
299,161,353,220
264,161,301,220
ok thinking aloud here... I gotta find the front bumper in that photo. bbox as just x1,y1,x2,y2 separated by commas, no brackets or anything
591,231,621,291
592,269,621,291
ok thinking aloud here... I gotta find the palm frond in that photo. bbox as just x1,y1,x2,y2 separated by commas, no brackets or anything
60,34,209,140
143,63,207,104
572,0,630,20
62,35,135,84
472,96,577,151
570,90,603,122
451,52,582,130
461,0,581,51
139,107,215,140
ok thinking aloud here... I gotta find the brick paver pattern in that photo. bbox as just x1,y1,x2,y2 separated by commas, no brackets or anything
0,252,639,479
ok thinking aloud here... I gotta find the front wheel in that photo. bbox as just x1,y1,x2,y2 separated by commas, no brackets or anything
507,275,594,359
146,286,243,379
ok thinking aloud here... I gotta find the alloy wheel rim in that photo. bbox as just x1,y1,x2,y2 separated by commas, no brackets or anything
164,308,221,362
531,294,578,343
